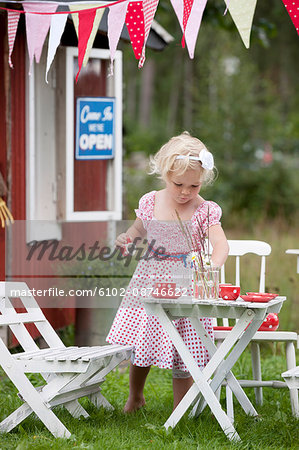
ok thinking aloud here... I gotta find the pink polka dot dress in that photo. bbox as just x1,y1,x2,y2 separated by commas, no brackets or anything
106,191,222,372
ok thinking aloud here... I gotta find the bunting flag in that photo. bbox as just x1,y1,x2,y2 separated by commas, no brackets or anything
171,0,207,58
76,8,97,81
182,0,194,48
23,2,58,73
45,10,68,82
282,0,299,35
225,0,257,48
108,1,129,69
70,3,105,68
125,1,145,59
7,10,20,68
138,0,159,68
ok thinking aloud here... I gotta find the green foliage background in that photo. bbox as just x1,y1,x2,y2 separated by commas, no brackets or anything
118,1,299,228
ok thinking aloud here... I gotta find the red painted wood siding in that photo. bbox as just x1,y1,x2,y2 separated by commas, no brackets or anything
11,19,26,222
0,13,7,280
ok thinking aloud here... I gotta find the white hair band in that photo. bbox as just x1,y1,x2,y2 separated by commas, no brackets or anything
175,148,214,170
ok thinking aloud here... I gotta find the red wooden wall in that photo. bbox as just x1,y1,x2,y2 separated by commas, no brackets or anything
0,13,8,280
0,14,26,279
1,16,110,346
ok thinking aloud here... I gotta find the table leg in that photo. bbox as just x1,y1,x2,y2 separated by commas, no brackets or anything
145,304,241,442
189,314,258,418
197,316,266,416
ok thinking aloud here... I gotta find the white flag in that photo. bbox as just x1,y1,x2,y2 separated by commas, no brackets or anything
46,12,68,82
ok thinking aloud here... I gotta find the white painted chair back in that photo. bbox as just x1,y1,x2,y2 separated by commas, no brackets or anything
217,240,271,327
0,281,65,352
221,240,271,292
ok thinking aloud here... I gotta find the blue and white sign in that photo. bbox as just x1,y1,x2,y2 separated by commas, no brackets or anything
75,97,115,160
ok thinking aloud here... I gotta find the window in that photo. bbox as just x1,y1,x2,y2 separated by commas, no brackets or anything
26,47,123,242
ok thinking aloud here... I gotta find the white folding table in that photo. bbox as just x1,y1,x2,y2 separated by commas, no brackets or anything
142,296,286,442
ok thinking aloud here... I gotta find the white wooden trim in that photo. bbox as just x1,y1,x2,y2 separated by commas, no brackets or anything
26,58,36,228
113,51,123,218
66,48,75,220
65,210,121,221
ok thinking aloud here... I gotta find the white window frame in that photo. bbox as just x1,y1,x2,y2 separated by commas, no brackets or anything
65,47,123,221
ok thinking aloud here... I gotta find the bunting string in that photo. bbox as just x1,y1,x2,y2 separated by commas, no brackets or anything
0,0,129,15
3,0,299,81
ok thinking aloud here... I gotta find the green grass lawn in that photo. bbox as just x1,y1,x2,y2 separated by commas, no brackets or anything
0,350,298,450
0,224,297,449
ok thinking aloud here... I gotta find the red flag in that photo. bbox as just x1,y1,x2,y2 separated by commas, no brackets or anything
182,0,194,47
282,0,299,35
125,1,145,59
76,8,97,82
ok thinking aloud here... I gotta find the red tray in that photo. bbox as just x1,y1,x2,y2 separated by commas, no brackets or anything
246,292,278,299
213,326,233,331
240,294,274,303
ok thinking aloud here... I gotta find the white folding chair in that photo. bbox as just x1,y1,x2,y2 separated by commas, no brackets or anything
282,366,299,418
213,240,298,418
0,282,132,438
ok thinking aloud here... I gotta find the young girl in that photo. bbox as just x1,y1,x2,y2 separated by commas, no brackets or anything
106,132,229,412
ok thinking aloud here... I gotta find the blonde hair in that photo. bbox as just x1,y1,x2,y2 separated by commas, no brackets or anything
149,132,216,185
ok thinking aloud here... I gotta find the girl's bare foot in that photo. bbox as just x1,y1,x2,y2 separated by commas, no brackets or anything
123,396,146,413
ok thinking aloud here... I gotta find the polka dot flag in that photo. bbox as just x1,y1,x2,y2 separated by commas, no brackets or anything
282,0,299,34
182,0,194,47
125,1,145,59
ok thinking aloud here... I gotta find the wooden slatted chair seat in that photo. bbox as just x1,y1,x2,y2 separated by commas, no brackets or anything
0,282,132,438
214,329,298,342
13,344,131,370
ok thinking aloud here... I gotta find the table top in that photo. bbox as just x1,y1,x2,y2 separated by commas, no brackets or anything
142,296,286,319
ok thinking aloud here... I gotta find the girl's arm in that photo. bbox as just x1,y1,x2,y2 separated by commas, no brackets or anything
208,224,229,268
115,218,147,247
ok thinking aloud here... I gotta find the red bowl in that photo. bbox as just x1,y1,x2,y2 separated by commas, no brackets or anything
258,313,279,331
219,285,240,301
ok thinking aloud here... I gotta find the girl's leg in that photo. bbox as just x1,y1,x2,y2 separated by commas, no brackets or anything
124,363,151,412
172,375,193,410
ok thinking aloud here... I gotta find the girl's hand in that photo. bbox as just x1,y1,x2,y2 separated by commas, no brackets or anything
115,233,132,248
